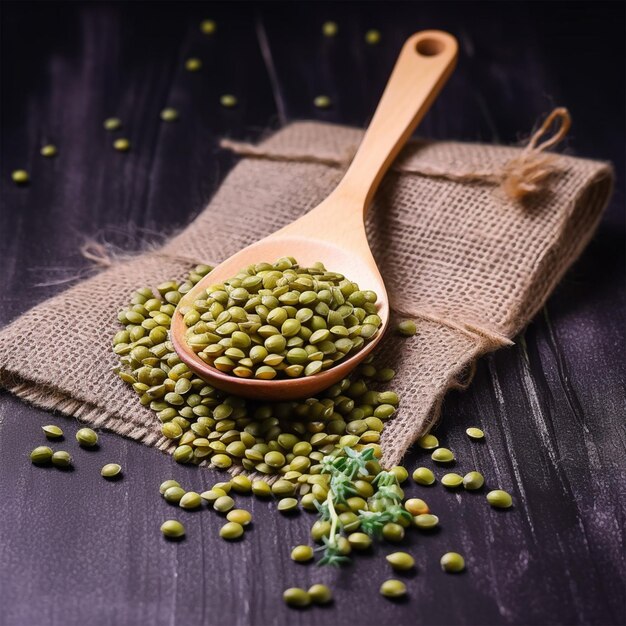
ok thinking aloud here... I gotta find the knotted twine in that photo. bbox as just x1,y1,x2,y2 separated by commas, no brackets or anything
0,109,613,467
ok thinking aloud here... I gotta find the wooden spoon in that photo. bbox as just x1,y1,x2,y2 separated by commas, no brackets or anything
171,30,458,400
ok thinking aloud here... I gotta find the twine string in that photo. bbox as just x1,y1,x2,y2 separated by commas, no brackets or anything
525,107,571,153
220,107,572,201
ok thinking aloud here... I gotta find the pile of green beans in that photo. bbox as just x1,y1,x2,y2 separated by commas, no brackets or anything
113,266,398,486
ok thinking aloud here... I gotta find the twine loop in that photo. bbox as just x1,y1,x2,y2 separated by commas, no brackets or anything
500,107,571,200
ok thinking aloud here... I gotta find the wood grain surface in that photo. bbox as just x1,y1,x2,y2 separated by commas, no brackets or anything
1,2,624,625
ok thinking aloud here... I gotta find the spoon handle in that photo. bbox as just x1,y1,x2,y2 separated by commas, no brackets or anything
333,30,458,209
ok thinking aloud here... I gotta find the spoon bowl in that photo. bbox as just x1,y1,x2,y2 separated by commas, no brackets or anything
171,234,388,400
171,30,458,400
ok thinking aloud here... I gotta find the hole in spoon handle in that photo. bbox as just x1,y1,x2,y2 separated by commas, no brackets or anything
335,30,458,209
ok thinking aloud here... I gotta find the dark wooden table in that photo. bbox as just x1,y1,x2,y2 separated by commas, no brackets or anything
1,2,624,625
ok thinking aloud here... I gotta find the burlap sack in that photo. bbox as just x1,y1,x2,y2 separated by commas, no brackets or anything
0,118,613,467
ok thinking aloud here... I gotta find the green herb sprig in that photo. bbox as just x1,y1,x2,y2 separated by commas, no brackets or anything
316,447,409,566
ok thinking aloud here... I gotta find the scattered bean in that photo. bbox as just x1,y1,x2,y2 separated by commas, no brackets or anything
322,21,338,37
380,579,406,599
365,29,381,45
185,58,202,71
414,514,439,530
463,471,485,490
113,138,130,152
160,519,185,539
486,489,513,508
291,545,314,562
283,587,311,608
466,427,485,440
101,463,122,478
412,467,436,485
103,117,122,131
200,19,216,34
431,448,455,463
40,145,58,157
386,551,415,571
308,584,333,604
220,521,244,540
12,170,29,185
179,492,202,509
76,428,98,447
440,552,465,573
417,434,439,449
42,425,63,439
397,320,416,336
441,473,464,488
51,451,72,468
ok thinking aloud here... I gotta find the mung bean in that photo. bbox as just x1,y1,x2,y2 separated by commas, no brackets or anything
113,138,130,152
173,445,193,463
103,117,122,131
414,513,439,530
349,532,372,550
272,479,296,497
412,467,436,485
417,434,438,449
30,446,53,464
251,480,272,497
160,108,179,122
101,463,122,478
42,425,63,439
200,489,225,503
277,497,298,513
161,519,185,539
40,144,58,158
382,522,404,542
159,479,180,494
386,552,415,571
389,465,409,483
12,170,29,184
338,511,360,531
441,473,463,488
200,19,216,34
322,21,338,37
185,58,202,71
213,482,232,493
230,475,252,493
76,428,98,448
463,471,485,490
179,491,202,509
220,94,237,108
440,552,465,573
227,509,252,526
404,498,429,515
397,320,416,336
314,95,331,109
311,520,331,542
51,451,72,468
431,447,455,463
379,579,406,599
291,545,314,562
466,427,485,440
213,495,235,513
308,584,332,604
164,486,186,504
486,489,512,508
283,587,311,608
220,521,244,540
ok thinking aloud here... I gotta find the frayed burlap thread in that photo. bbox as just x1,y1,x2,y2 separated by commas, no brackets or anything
0,116,613,467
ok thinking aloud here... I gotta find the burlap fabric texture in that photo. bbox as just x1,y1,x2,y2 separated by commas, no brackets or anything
0,118,613,467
